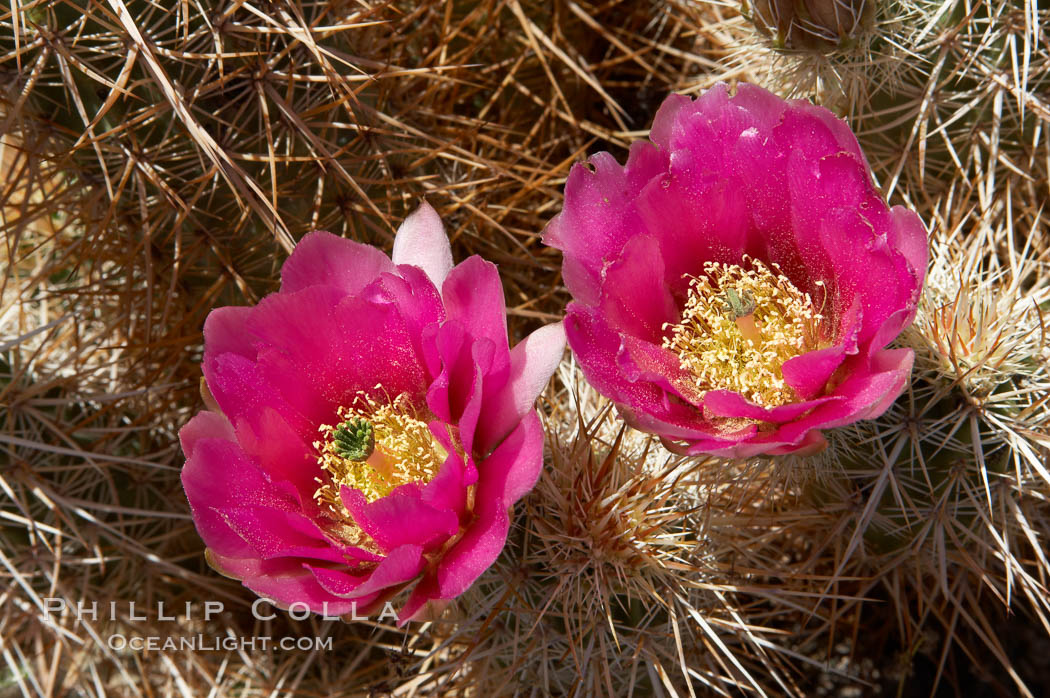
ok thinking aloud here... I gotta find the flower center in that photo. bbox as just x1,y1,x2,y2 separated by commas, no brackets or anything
313,391,447,511
661,257,825,408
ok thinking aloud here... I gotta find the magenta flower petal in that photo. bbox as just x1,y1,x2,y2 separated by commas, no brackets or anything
230,408,318,499
597,234,677,340
245,287,431,407
280,230,395,295
204,351,315,441
542,143,669,306
207,554,363,615
424,322,492,453
217,505,351,563
727,83,796,134
182,204,560,618
370,266,448,365
391,200,454,288
475,321,566,454
779,305,860,401
776,101,869,167
180,411,235,459
700,390,839,423
547,84,928,456
563,306,680,419
635,167,751,295
341,483,460,552
420,442,472,516
441,255,509,346
888,206,929,289
780,346,848,401
648,92,694,148
765,430,828,457
400,411,543,623
618,335,704,406
306,544,424,599
181,436,298,558
203,306,255,360
478,409,546,507
763,349,914,446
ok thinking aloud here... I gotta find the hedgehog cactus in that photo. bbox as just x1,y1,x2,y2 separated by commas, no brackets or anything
429,364,823,695
733,0,1050,204
705,1,1050,686
793,213,1050,693
5,0,1050,694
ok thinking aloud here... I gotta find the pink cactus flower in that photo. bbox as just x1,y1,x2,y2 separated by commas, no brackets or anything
180,203,565,622
544,83,927,457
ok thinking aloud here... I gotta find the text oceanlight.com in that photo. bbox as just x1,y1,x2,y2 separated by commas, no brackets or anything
107,635,333,652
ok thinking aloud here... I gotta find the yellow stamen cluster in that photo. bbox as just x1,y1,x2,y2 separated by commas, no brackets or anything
313,389,447,513
662,257,825,408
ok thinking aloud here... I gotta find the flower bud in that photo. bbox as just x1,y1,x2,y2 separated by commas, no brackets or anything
744,0,875,51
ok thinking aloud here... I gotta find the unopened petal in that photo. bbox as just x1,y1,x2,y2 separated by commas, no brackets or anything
391,201,454,288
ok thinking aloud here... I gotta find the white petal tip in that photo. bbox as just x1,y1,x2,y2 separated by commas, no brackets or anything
392,200,454,288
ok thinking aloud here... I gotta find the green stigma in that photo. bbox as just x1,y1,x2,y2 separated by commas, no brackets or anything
331,417,375,462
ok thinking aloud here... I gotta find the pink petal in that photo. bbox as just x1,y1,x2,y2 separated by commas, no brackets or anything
793,278,860,380
648,92,695,149
597,234,677,341
245,285,430,409
483,408,545,507
391,201,454,288
666,433,769,460
207,553,360,616
542,142,668,306
439,499,510,600
730,82,792,134
231,406,318,500
400,412,543,623
849,348,915,421
623,404,726,442
474,321,565,454
889,206,929,288
421,442,472,517
618,335,704,407
379,265,447,334
425,322,497,457
454,341,491,460
764,430,828,456
253,347,335,428
398,503,510,621
204,351,314,442
700,390,839,423
306,544,424,598
815,207,915,352
369,267,447,374
780,346,848,401
280,230,394,295
217,505,349,563
635,157,751,294
179,411,235,461
181,437,299,559
775,101,868,168
768,348,914,443
341,483,459,552
565,306,705,435
203,306,255,360
441,255,508,346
